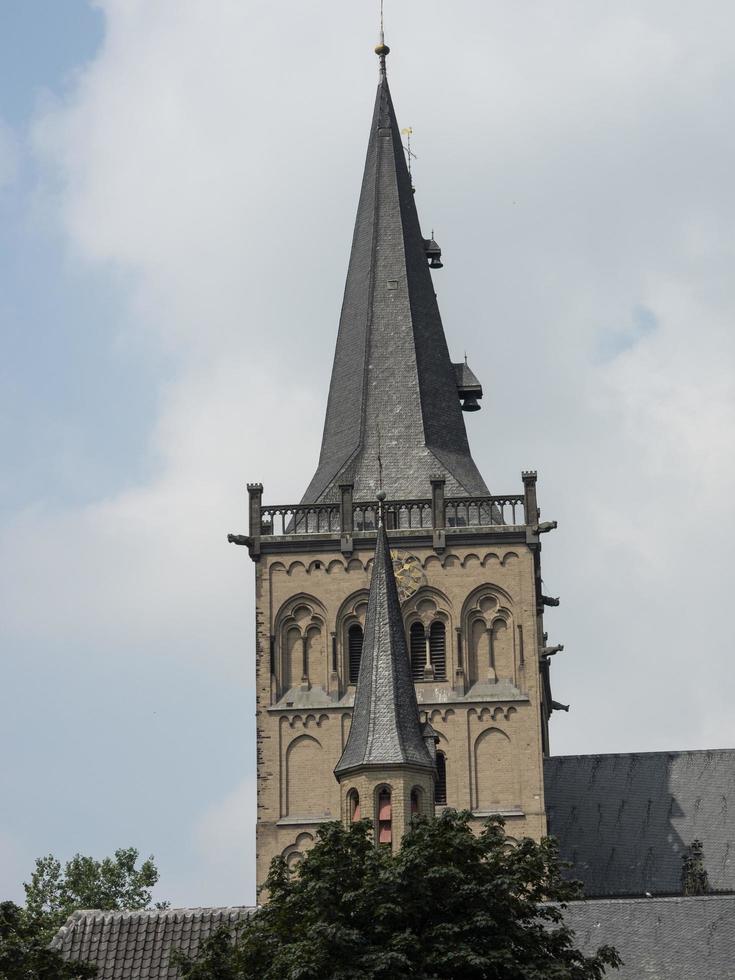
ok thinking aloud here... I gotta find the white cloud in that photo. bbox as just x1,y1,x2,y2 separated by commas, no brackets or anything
0,358,319,659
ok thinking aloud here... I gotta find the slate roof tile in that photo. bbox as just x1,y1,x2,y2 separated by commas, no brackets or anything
545,749,735,896
563,895,735,979
302,69,487,504
335,519,435,775
51,907,254,980
55,896,735,979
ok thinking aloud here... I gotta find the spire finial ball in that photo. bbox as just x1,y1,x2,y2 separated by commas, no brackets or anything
376,490,387,502
375,42,390,57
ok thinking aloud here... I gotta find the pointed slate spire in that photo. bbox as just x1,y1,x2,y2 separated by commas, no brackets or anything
335,500,435,776
302,57,488,504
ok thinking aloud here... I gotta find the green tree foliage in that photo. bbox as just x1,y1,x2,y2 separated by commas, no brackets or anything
174,811,621,980
0,901,95,980
23,847,166,945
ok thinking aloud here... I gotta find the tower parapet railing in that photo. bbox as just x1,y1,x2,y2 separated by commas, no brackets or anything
256,484,534,536
259,503,341,537
444,495,523,528
258,495,525,536
232,474,543,558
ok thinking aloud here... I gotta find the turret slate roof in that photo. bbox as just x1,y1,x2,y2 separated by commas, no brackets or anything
302,67,488,504
545,749,735,897
335,516,436,776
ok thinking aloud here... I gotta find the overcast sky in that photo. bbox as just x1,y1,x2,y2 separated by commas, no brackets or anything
1,0,734,909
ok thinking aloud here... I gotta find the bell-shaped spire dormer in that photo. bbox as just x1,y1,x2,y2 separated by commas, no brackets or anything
302,44,488,504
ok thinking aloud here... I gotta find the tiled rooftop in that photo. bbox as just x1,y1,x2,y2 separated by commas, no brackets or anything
545,749,735,896
564,894,735,979
51,906,253,979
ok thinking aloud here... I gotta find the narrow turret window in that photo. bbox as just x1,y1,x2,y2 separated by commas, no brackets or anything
348,624,364,685
435,751,447,806
410,788,420,816
377,788,392,845
410,622,425,680
429,621,447,679
348,789,360,822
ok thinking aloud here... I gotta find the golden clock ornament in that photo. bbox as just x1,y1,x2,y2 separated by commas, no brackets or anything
391,550,425,601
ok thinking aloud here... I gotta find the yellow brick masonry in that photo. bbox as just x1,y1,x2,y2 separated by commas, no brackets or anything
339,769,436,853
254,538,548,888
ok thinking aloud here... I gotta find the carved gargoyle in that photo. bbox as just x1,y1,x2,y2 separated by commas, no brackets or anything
227,533,252,546
541,595,560,607
551,700,570,712
541,644,564,657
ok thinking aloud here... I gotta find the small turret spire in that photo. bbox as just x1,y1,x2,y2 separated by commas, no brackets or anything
375,0,390,74
334,507,435,777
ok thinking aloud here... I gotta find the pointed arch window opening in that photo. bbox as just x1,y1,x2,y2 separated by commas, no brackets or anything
409,620,447,681
435,751,447,806
377,787,392,845
348,624,364,685
429,621,447,680
348,789,361,823
409,622,425,681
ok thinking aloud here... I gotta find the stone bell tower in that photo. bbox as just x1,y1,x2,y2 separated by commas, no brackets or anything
230,38,562,889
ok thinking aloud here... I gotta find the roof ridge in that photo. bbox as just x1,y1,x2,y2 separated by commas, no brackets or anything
62,905,255,918
564,894,735,906
548,747,735,761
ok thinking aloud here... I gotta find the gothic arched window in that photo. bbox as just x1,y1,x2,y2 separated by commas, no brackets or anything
429,621,446,680
435,751,447,806
347,789,360,823
410,622,425,680
348,624,364,685
377,787,392,846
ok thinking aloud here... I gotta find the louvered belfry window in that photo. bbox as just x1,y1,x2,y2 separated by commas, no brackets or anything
429,621,447,679
348,624,364,684
435,751,447,806
410,622,425,680
378,788,392,845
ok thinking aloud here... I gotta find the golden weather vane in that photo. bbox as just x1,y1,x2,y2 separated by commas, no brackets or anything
401,127,417,186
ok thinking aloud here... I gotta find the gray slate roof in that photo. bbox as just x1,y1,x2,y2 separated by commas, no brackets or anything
54,897,735,980
335,520,436,776
301,68,488,504
51,907,253,979
545,750,735,896
564,895,735,979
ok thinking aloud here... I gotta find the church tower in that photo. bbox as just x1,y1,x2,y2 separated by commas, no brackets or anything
230,39,561,888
